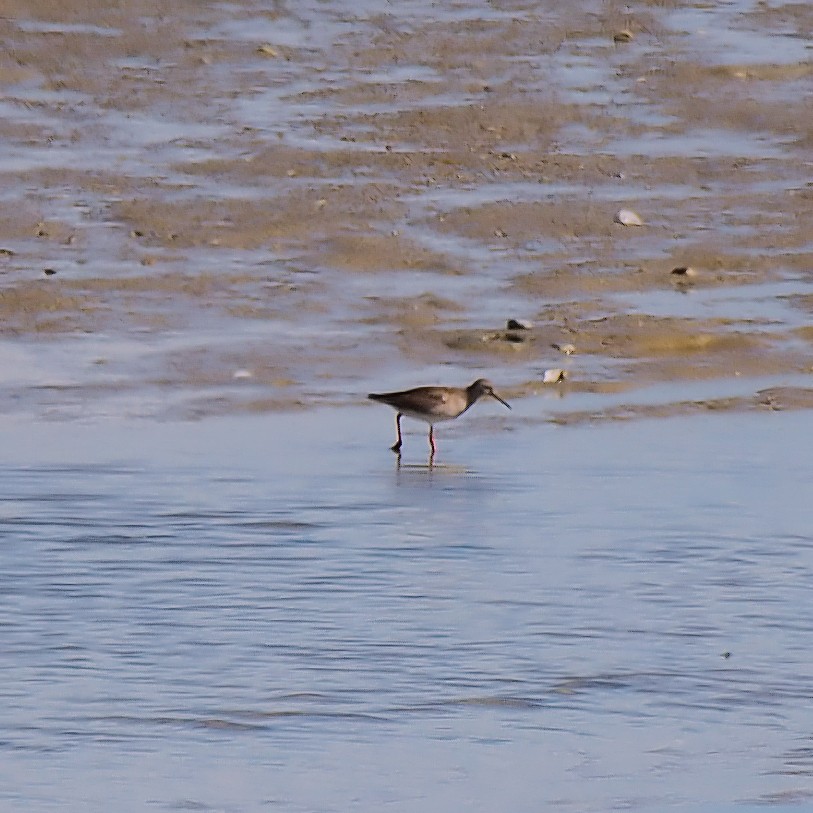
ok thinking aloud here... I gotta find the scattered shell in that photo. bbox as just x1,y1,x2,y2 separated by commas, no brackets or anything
0,248,15,257
43,268,57,276
233,369,254,380
613,29,634,43
670,266,698,277
614,209,644,227
256,44,280,57
543,368,567,384
553,342,576,355
506,318,532,330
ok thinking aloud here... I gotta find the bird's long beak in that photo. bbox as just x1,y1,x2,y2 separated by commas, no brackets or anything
492,391,511,410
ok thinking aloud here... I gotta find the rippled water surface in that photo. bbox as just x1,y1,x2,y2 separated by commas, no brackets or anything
2,408,812,812
2,0,813,809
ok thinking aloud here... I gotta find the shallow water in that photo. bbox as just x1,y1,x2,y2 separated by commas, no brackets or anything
1,0,813,809
2,408,812,812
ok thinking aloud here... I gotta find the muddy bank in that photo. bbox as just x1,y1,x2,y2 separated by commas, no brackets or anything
0,0,810,421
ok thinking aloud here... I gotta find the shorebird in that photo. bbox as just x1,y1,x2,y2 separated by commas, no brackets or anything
368,378,511,455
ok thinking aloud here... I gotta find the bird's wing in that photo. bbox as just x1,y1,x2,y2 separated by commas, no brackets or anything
396,387,449,412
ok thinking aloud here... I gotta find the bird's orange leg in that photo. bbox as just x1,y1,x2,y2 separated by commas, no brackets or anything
390,413,403,453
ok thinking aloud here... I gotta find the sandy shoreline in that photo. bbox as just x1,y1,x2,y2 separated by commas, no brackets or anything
0,0,811,421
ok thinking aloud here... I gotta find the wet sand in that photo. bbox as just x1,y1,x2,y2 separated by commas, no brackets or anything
0,0,811,421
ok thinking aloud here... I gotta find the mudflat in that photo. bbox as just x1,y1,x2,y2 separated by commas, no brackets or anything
0,0,810,421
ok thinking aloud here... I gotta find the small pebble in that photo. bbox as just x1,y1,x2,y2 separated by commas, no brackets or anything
671,266,698,277
613,29,634,43
543,368,567,384
614,209,644,226
506,318,532,330
43,268,56,276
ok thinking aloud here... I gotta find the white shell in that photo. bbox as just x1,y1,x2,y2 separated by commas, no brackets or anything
553,343,576,355
233,369,254,379
543,368,567,384
614,209,644,226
